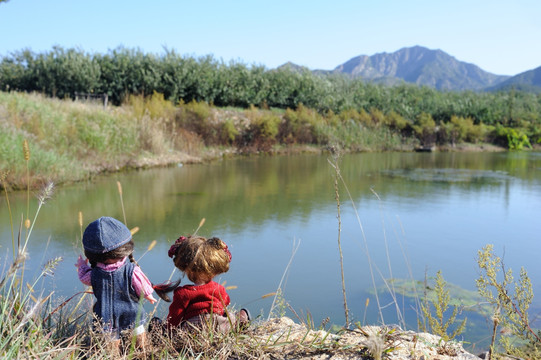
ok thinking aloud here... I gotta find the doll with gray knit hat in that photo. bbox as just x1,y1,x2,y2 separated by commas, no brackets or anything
75,216,156,347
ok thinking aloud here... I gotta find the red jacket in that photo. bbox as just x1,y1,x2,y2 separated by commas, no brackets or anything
167,281,230,327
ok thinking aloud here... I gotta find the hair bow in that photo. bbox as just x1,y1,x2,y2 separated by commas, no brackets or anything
168,236,186,258
223,244,232,262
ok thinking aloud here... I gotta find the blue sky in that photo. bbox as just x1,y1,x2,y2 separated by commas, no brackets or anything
1,0,539,76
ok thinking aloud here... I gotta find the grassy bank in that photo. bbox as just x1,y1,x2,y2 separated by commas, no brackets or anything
1,91,418,190
3,91,527,191
0,91,206,190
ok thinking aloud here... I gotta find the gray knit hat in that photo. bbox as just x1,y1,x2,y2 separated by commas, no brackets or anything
82,217,132,254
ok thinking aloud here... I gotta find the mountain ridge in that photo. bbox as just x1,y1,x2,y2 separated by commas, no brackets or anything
486,65,541,93
279,46,541,92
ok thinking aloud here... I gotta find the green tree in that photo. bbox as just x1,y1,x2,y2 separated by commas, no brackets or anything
34,46,101,98
95,47,162,105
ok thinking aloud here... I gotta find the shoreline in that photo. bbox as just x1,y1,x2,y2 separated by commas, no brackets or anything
2,142,513,191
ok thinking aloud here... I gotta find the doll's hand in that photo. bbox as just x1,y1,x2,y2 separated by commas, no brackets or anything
75,255,88,268
145,294,158,304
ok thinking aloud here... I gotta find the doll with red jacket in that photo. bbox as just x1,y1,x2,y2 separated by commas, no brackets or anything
154,235,250,332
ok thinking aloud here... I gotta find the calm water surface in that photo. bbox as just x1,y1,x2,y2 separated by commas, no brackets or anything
2,151,540,349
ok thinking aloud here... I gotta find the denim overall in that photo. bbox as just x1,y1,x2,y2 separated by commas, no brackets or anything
90,260,144,338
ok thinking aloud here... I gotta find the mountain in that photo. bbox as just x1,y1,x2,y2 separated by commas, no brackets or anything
277,61,311,73
329,46,510,91
277,46,541,92
486,65,541,93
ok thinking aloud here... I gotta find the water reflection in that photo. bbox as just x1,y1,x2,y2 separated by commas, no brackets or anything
1,151,540,350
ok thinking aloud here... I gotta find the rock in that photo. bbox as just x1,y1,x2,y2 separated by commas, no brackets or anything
250,317,483,360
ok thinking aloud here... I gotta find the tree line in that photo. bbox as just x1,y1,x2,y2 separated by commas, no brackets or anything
1,46,540,148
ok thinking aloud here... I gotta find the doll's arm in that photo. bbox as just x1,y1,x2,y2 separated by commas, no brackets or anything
132,266,157,304
219,284,231,306
75,255,92,286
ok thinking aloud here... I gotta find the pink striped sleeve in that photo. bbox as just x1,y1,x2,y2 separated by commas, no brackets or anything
132,266,157,303
77,263,92,286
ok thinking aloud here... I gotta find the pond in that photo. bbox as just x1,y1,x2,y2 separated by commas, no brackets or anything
2,151,541,350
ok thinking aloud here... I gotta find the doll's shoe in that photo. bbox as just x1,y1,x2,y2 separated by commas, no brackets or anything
238,308,251,330
148,317,163,333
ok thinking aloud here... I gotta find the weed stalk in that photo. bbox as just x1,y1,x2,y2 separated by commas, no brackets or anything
330,150,349,327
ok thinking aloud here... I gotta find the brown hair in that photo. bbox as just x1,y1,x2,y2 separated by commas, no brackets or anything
85,240,135,268
174,236,230,283
154,235,231,302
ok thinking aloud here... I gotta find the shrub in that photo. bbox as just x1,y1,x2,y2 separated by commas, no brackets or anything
126,92,176,120
413,112,437,146
492,126,532,150
369,108,385,127
246,113,280,151
219,119,239,145
279,104,319,144
382,110,409,131
353,108,373,128
476,244,540,359
419,271,467,344
175,100,216,144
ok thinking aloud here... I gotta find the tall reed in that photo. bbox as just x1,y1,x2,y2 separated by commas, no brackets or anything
268,238,301,321
0,179,77,358
329,150,349,327
0,171,15,257
328,155,394,326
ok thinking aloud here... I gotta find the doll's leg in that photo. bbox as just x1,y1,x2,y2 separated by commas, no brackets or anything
107,338,121,357
133,325,147,351
215,313,234,333
135,332,147,352
215,308,251,332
